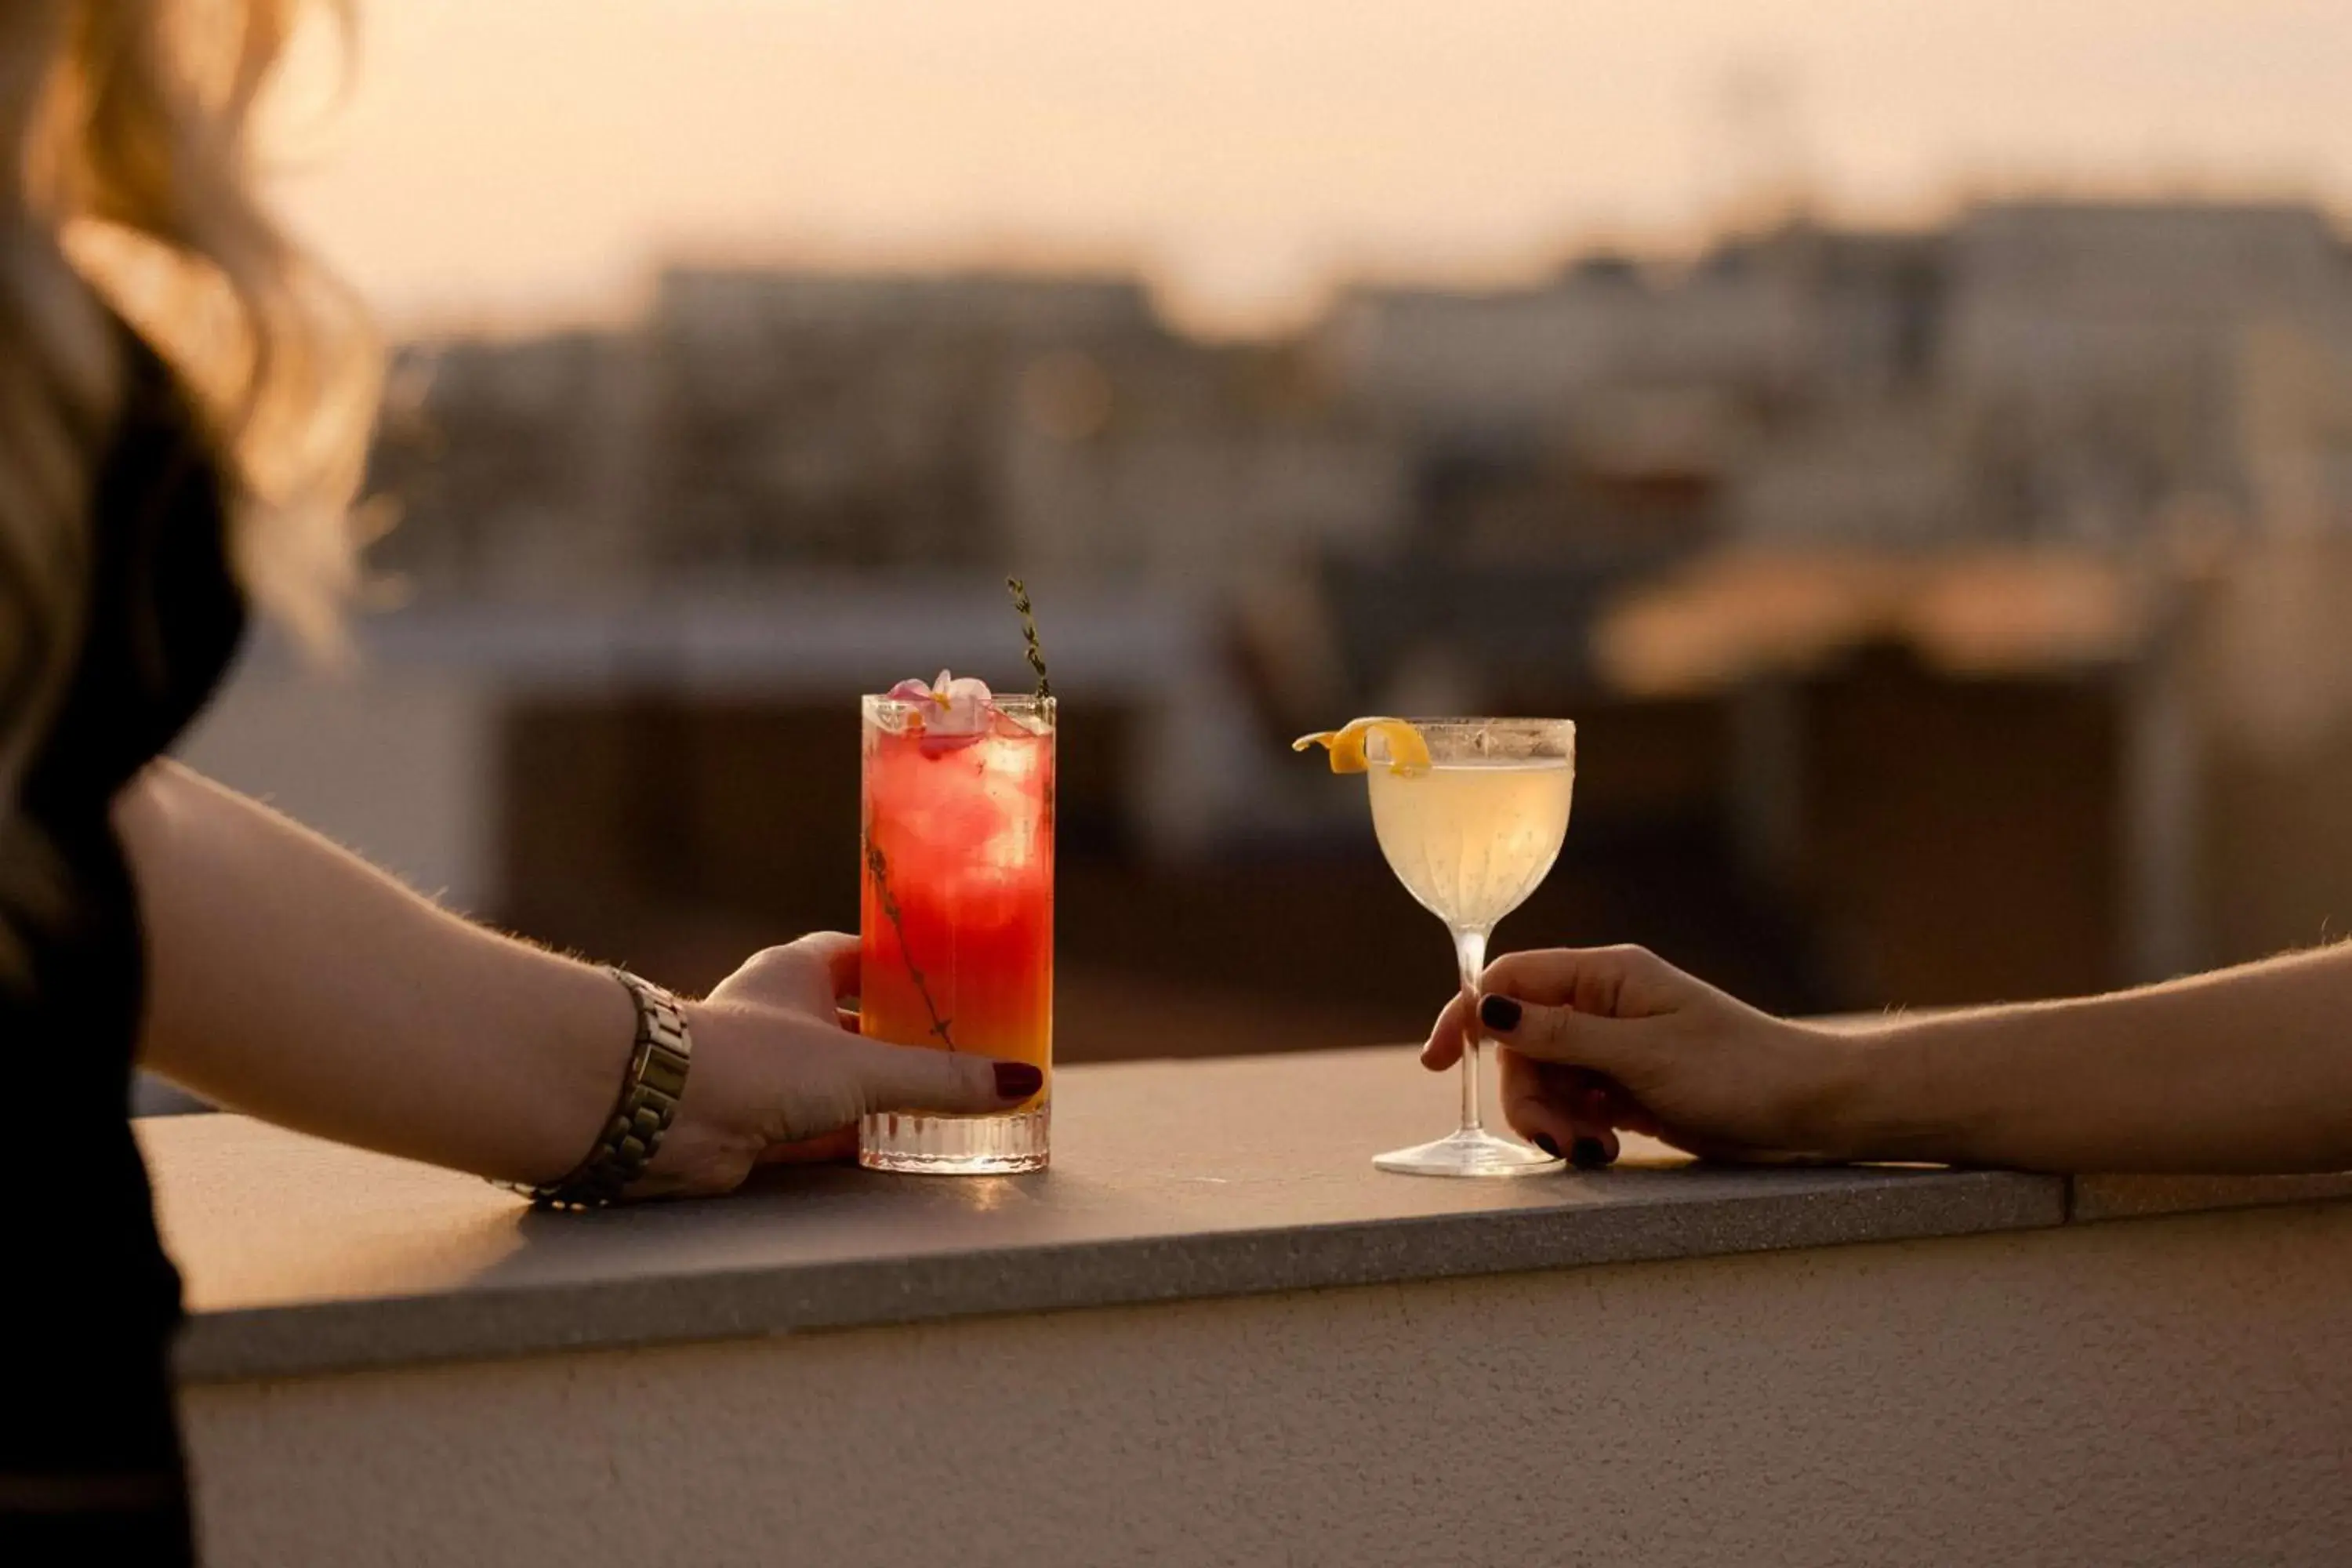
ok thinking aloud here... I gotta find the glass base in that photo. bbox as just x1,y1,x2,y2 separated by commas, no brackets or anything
1374,1127,1563,1178
859,1106,1050,1174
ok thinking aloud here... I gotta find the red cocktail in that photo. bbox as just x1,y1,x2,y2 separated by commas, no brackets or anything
858,680,1054,1173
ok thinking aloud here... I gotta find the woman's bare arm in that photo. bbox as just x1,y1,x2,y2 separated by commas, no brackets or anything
1426,942,2352,1174
1848,948,2352,1172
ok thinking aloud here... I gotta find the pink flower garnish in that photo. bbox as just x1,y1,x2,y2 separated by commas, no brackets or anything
887,669,995,753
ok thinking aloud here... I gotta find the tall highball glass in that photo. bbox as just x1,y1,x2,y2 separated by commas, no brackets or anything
856,692,1054,1174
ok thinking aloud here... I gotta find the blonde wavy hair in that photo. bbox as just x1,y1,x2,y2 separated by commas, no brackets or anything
2,0,379,973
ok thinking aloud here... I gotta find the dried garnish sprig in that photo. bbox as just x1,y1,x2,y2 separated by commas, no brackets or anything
862,827,956,1051
1005,576,1051,700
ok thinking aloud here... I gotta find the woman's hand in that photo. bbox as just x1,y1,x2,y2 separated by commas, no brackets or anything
1421,945,1858,1168
641,932,1040,1196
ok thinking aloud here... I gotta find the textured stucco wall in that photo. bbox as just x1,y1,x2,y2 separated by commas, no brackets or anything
185,1203,2352,1567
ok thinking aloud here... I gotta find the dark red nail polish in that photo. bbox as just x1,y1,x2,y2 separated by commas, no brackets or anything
1479,994,1522,1032
994,1062,1044,1098
1532,1132,1562,1160
1570,1138,1609,1169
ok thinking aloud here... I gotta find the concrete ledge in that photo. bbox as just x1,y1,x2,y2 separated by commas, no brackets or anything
2071,1170,2352,1221
140,1046,2344,1385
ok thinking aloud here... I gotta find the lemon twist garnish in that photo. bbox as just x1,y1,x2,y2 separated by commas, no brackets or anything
1290,717,1432,775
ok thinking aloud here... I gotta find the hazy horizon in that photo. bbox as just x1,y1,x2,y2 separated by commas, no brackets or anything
265,0,2352,338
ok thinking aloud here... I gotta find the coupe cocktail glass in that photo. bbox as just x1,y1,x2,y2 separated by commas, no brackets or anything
857,691,1054,1174
1363,718,1575,1177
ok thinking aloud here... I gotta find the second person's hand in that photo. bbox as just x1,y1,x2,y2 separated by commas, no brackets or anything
1421,945,1865,1167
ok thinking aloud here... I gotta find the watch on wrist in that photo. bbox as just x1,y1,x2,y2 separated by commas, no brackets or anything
507,967,693,1210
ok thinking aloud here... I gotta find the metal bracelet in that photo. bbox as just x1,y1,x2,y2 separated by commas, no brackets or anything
511,967,694,1210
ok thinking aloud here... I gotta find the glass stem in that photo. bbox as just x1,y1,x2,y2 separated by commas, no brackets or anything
1454,926,1489,1136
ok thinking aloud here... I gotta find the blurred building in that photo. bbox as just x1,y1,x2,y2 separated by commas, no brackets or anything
376,200,2352,591
375,268,1408,598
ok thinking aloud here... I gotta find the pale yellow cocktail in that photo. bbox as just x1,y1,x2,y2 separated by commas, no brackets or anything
1368,758,1573,933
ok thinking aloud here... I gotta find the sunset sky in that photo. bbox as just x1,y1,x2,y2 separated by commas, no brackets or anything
268,0,2352,337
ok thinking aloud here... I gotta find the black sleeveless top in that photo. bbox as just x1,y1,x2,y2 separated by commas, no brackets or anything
2,332,245,1562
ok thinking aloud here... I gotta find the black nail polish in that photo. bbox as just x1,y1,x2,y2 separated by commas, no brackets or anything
1570,1138,1609,1170
1479,994,1521,1032
994,1062,1044,1098
1532,1132,1562,1160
